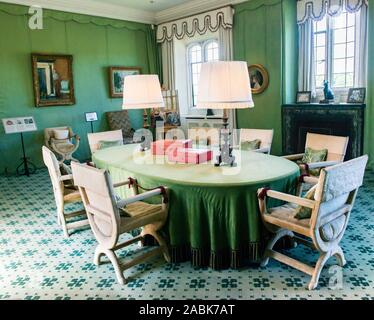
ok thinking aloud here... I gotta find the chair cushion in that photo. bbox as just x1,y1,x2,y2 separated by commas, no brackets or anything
301,147,328,176
119,202,166,234
120,201,163,218
320,214,346,241
241,139,261,151
54,142,75,153
63,188,81,203
53,129,69,140
294,185,317,220
98,140,123,150
265,203,311,234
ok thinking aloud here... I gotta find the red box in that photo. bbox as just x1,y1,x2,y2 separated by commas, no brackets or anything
168,148,213,164
151,139,192,155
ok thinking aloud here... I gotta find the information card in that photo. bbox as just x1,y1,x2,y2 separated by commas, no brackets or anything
2,117,37,134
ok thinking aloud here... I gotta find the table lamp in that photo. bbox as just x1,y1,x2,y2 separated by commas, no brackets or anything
123,74,164,151
196,61,254,166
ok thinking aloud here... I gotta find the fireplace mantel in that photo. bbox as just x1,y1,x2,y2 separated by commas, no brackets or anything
282,103,365,160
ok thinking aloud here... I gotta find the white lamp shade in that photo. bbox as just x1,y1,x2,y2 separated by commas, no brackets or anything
122,75,164,109
196,61,254,109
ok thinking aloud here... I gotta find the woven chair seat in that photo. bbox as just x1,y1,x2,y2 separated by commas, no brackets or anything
121,201,163,218
63,188,81,203
53,142,76,153
266,204,311,235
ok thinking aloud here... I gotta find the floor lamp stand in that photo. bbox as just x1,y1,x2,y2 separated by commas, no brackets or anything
16,132,36,177
215,109,236,167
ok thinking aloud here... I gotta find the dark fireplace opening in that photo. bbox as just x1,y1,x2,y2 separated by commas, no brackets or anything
282,104,365,161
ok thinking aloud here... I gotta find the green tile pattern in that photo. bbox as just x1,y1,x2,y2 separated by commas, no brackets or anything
0,169,373,300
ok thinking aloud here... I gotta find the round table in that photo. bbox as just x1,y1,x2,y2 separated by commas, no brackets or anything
93,144,299,269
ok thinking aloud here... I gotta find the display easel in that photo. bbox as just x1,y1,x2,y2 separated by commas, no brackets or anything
2,116,38,177
16,132,36,177
85,112,98,133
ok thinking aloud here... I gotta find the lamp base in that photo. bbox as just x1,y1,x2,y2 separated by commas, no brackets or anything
214,153,236,167
214,110,236,167
139,136,151,152
143,109,149,129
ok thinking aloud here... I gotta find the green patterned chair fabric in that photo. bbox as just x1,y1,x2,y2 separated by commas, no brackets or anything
300,147,328,176
105,110,135,145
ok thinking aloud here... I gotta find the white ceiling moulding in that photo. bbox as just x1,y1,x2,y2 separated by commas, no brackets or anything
0,0,249,25
155,0,248,24
0,0,156,24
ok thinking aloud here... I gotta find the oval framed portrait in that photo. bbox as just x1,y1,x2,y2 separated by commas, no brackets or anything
248,64,269,95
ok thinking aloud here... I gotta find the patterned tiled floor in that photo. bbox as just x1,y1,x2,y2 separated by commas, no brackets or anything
0,169,373,300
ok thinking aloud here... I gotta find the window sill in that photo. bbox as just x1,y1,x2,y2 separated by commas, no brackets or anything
183,115,223,120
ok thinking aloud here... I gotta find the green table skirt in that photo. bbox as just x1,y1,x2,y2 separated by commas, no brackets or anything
96,163,299,269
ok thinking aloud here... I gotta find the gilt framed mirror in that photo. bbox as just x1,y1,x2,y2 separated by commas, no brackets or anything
31,53,75,107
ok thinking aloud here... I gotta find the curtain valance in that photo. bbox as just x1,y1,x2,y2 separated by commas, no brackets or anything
297,0,368,24
156,6,233,43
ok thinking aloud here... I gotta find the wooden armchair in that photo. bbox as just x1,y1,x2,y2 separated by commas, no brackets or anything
240,129,274,154
87,130,123,155
44,126,80,164
258,155,368,290
71,162,170,284
283,133,349,194
42,146,88,237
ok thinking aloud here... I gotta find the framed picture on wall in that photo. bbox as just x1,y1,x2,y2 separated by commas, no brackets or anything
31,53,75,107
248,64,269,94
108,66,141,98
296,91,312,104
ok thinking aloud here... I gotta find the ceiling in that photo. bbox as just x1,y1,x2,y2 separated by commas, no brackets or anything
91,0,193,12
2,0,248,24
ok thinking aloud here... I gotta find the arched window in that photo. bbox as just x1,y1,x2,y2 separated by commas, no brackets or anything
188,39,219,107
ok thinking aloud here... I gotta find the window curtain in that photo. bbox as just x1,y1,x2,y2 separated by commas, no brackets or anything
156,6,236,129
298,18,316,95
160,40,176,90
218,13,237,130
356,3,368,87
365,1,374,170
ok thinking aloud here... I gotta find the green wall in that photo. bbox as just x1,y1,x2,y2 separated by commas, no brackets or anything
233,0,297,155
0,3,157,174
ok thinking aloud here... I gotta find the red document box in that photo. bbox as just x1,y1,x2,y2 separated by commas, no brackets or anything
151,139,192,155
168,148,213,164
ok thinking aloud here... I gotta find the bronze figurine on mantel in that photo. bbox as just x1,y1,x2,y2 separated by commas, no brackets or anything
319,80,335,104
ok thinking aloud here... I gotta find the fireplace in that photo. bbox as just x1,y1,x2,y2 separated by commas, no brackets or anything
282,103,365,160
